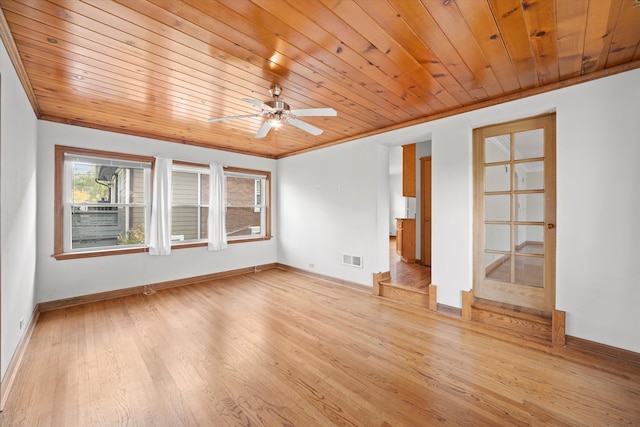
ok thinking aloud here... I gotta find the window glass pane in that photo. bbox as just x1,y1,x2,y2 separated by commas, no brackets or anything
485,224,510,251
200,207,208,237
485,194,510,221
515,162,544,190
516,193,544,222
484,253,510,282
71,162,112,203
200,174,209,205
171,168,209,242
172,206,199,240
172,171,198,204
224,170,268,240
227,207,261,237
514,129,543,159
485,164,510,192
227,176,258,206
226,174,264,238
69,157,148,204
71,206,145,249
484,135,510,162
67,153,149,253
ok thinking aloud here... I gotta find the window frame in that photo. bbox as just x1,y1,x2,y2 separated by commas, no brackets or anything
170,161,210,246
53,145,155,260
224,167,271,242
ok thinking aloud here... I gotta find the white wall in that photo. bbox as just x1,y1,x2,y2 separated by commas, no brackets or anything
35,122,278,302
277,139,389,285
278,68,640,353
1,40,38,378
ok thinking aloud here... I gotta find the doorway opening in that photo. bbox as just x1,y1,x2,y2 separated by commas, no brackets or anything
384,144,431,291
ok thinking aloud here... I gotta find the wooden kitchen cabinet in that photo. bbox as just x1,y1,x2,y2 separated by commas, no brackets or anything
402,143,416,197
396,218,416,263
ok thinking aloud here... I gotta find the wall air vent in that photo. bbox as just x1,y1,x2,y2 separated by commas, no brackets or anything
342,253,363,268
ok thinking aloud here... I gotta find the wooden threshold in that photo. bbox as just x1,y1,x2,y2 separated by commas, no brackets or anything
467,297,567,345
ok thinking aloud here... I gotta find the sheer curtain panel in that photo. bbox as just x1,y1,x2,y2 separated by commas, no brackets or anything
208,163,228,251
149,157,173,255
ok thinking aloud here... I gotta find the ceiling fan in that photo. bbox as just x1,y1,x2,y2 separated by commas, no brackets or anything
208,85,337,138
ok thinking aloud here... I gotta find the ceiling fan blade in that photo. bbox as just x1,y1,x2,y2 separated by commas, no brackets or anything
208,114,258,122
243,98,274,112
290,108,337,117
288,118,323,136
255,121,273,138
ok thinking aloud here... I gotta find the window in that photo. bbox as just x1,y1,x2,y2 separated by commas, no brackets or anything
54,146,153,259
171,163,209,243
54,148,271,259
225,168,270,241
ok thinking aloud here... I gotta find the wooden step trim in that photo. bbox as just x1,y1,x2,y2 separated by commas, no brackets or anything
469,298,553,342
552,309,566,346
461,289,474,320
472,298,552,324
428,284,437,311
377,282,429,308
372,271,391,296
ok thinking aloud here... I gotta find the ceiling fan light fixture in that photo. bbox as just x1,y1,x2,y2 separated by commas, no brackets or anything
208,85,336,138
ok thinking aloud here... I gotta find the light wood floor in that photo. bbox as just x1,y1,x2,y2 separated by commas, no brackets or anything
388,236,431,290
2,268,639,426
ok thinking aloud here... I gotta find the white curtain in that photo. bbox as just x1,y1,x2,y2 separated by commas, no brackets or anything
208,163,228,251
149,157,173,256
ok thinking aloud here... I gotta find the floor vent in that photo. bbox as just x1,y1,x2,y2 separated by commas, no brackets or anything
343,253,363,268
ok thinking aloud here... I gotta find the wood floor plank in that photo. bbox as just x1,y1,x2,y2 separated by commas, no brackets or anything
1,268,639,426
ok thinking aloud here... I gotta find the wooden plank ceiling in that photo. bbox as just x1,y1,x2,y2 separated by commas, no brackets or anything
1,0,639,158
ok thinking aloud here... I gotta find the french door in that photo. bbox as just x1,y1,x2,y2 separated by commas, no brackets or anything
473,114,556,313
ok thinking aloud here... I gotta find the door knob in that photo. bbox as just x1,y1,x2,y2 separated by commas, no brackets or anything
425,217,430,221
546,223,555,229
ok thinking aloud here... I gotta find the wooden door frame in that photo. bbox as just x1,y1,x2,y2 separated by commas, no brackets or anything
420,156,431,266
472,113,556,312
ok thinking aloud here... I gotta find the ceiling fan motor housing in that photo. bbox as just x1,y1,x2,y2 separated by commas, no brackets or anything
265,100,290,112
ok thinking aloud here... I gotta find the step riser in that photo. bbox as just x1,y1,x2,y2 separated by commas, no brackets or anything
471,310,552,341
378,283,430,308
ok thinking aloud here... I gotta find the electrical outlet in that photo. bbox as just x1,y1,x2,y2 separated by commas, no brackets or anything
308,263,314,268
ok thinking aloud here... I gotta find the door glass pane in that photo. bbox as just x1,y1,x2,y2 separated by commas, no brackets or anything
485,224,510,251
514,255,544,287
514,129,543,159
515,225,544,254
515,162,544,190
485,194,510,221
485,253,510,282
485,164,510,191
485,135,510,162
516,193,544,222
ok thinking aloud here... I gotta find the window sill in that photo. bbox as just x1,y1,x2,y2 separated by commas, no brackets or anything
53,247,148,260
53,236,273,260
